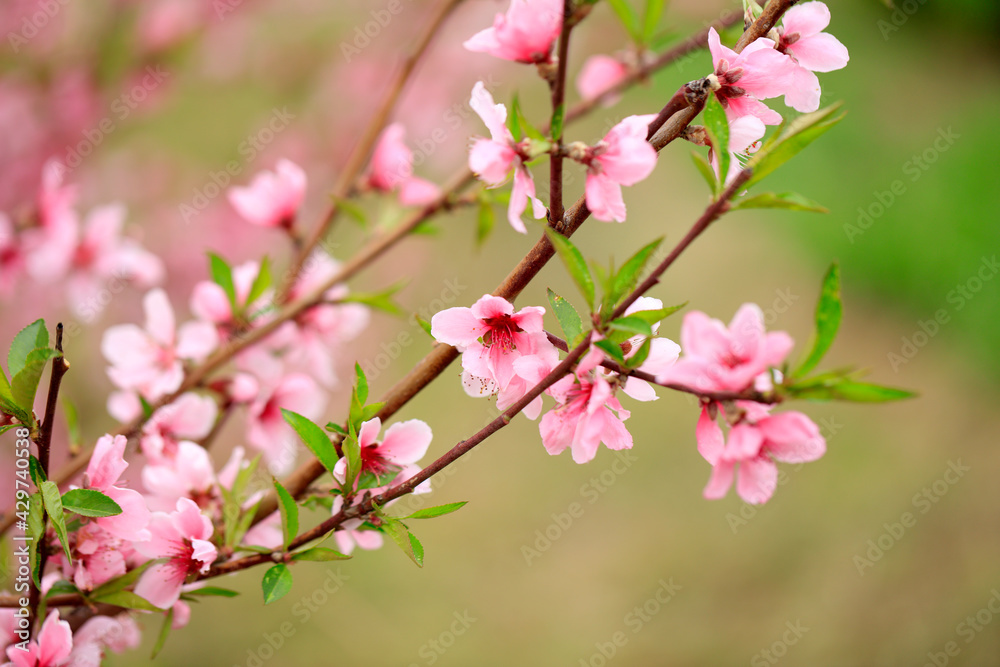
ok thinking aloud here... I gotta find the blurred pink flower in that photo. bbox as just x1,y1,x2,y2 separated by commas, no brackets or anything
141,393,218,464
776,1,849,112
5,611,72,667
583,115,658,222
228,159,306,228
367,123,441,206
134,498,217,609
84,434,151,542
468,82,546,233
657,303,793,393
66,523,132,591
707,28,797,125
463,0,563,64
576,54,629,104
141,440,217,511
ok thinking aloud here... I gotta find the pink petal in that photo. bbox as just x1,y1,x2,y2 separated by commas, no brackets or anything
358,418,382,449
35,612,73,665
707,27,736,66
759,411,826,462
725,95,783,126
696,407,724,465
734,44,798,100
190,281,233,323
788,32,849,73
101,325,157,370
369,123,412,190
176,321,219,361
703,461,734,499
173,497,213,540
378,419,432,465
469,81,510,143
679,311,730,361
510,305,545,333
781,1,831,37
97,486,151,542
134,562,183,609
86,434,128,491
729,303,765,360
585,172,626,222
431,306,488,347
508,165,542,233
576,54,628,103
736,456,778,504
143,288,175,348
782,66,822,113
724,423,764,461
399,177,441,206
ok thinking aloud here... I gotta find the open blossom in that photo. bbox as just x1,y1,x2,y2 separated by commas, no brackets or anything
775,1,849,112
614,298,681,402
190,260,267,331
334,417,433,492
707,27,797,125
697,403,826,504
102,288,218,401
580,115,658,222
4,611,72,667
228,159,306,228
134,498,217,609
141,392,218,464
576,54,629,105
468,82,546,233
367,123,441,206
539,347,632,464
431,294,554,395
65,522,132,591
657,303,793,393
142,440,217,511
463,0,562,64
83,434,151,542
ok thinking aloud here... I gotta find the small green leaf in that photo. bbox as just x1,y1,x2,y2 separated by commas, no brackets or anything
90,561,159,600
325,422,348,436
341,433,362,492
607,316,653,338
8,319,48,378
547,289,584,347
794,263,842,378
642,0,664,43
40,481,71,563
354,363,368,406
607,0,642,41
408,532,425,567
26,492,44,585
60,489,122,518
262,564,293,604
246,257,273,306
273,479,299,551
414,315,433,339
29,455,47,488
690,150,718,192
824,380,917,402
730,191,829,213
402,501,468,520
341,282,406,317
509,93,524,142
11,348,60,414
282,409,339,476
594,339,627,366
545,230,595,310
745,104,846,188
625,337,652,369
606,237,663,311
151,607,174,659
63,400,80,450
381,519,423,568
95,590,164,612
511,94,545,142
701,93,729,195
45,580,80,598
476,200,495,247
291,547,352,562
624,302,687,325
208,253,237,309
550,103,565,141
183,586,240,598
333,197,368,227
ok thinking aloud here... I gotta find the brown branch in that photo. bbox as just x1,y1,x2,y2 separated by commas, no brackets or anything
547,0,574,227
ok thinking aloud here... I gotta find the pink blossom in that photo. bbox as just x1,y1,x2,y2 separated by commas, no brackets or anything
66,523,132,591
141,392,218,464
331,496,384,556
539,347,632,463
582,115,658,222
657,303,793,393
614,297,681,402
468,82,546,233
83,434,151,542
463,0,563,64
4,611,72,667
697,404,826,504
102,288,219,401
142,440,217,511
228,159,306,228
775,1,849,112
576,54,629,105
190,261,267,329
367,123,441,206
0,214,23,294
334,417,433,493
707,28,797,125
431,294,554,393
70,613,141,664
709,115,766,186
134,498,217,609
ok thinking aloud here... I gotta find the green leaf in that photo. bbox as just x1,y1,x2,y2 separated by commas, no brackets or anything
607,316,653,338
607,0,642,41
701,93,729,195
11,348,59,416
511,93,545,142
606,237,663,311
95,590,163,612
624,302,687,325
291,547,352,562
45,580,80,598
745,103,846,188
341,433,362,492
550,103,565,141
8,319,48,378
509,93,524,142
642,0,664,43
354,363,368,406
183,586,240,598
89,561,159,599
60,489,122,518
151,607,174,659
476,200,495,247
408,532,425,567
824,380,917,402
26,492,44,585
414,315,433,339
29,455,47,488
282,409,339,476
401,501,467,520
547,289,584,347
545,230,595,310
325,422,347,436
208,253,237,309
333,197,368,227
262,564,293,604
381,519,423,568
690,150,718,192
341,282,406,317
730,191,829,213
63,399,80,450
273,479,299,551
594,339,627,366
625,337,652,369
246,257,272,306
794,263,842,378
40,481,71,563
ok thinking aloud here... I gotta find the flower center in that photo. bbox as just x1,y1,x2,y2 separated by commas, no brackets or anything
482,315,522,353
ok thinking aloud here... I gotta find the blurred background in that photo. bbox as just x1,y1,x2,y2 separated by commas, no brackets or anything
1,0,999,664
